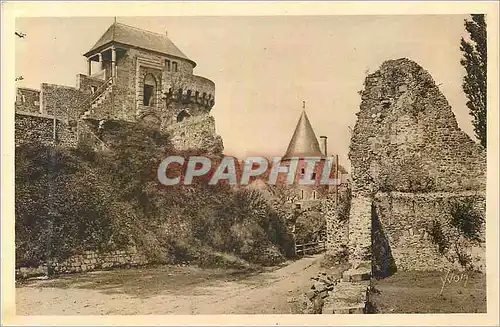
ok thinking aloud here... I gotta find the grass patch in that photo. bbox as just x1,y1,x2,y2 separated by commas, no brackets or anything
370,270,486,313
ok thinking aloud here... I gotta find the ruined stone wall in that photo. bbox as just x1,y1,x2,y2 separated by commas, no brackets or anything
350,58,486,194
347,195,373,269
136,66,163,117
40,83,86,120
16,247,148,279
16,88,41,114
324,194,349,257
348,58,486,274
15,113,78,148
373,191,485,273
166,113,224,154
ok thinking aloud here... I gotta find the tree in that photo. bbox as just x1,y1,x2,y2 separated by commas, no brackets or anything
460,14,487,148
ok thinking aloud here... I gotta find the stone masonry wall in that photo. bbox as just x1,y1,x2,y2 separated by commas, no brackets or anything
76,74,105,96
40,83,87,120
163,73,215,103
16,247,148,279
373,191,486,273
347,195,372,269
15,113,78,148
161,72,215,120
324,195,349,258
166,114,224,154
350,58,486,194
348,58,486,274
136,65,163,119
109,47,207,125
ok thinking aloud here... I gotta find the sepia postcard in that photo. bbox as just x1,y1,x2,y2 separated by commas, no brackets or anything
1,1,499,326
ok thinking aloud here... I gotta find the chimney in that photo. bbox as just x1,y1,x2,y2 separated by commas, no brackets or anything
165,30,168,37
319,136,328,157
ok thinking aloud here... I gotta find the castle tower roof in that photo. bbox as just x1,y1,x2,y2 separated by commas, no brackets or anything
283,110,324,160
83,22,196,67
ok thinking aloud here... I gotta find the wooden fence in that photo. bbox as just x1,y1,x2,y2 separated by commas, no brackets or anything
295,240,326,256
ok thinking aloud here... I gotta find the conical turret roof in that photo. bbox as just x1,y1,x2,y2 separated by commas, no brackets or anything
283,110,324,159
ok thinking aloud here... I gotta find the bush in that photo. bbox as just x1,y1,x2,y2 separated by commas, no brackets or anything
221,189,294,264
427,197,485,269
449,198,484,243
428,220,450,255
294,210,326,244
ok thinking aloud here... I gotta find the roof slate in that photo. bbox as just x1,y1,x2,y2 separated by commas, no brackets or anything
84,22,193,64
283,110,324,159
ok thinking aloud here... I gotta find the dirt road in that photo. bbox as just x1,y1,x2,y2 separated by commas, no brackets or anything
16,254,325,315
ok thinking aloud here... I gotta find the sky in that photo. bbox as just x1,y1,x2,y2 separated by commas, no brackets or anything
15,15,476,169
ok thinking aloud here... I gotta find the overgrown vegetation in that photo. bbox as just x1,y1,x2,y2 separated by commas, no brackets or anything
427,198,485,269
428,220,450,255
449,198,484,243
294,210,326,245
15,121,295,269
267,185,327,246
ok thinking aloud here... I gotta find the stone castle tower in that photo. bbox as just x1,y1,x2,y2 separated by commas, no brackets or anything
279,106,344,207
15,22,223,153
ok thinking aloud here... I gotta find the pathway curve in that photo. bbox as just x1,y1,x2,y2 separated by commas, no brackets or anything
16,254,325,315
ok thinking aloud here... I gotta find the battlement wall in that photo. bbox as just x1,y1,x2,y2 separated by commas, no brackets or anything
162,72,215,108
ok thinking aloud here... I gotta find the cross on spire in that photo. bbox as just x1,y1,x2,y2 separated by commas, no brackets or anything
302,100,306,110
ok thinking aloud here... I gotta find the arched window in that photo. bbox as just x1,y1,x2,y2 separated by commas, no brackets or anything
143,74,157,107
